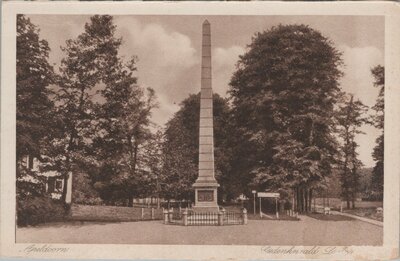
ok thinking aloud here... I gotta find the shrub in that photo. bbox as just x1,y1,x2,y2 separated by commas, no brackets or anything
73,172,103,205
17,196,67,226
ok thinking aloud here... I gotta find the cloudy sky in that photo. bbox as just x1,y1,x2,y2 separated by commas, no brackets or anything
28,15,384,167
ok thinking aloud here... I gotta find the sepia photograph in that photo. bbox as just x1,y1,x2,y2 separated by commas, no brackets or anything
1,1,399,260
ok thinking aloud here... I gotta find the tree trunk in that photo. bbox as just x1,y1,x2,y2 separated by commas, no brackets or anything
61,173,69,203
128,195,133,207
309,189,312,212
300,187,305,213
61,126,77,204
296,187,300,212
304,188,308,212
351,192,356,209
60,142,72,203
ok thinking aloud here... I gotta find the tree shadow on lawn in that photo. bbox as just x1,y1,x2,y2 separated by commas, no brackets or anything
307,213,355,221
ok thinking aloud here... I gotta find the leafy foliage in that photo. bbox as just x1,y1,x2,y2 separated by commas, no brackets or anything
335,94,369,208
60,17,161,206
72,172,103,205
229,25,343,206
16,15,55,160
48,15,124,202
371,65,384,199
16,15,57,213
90,59,158,205
16,164,47,199
17,196,67,226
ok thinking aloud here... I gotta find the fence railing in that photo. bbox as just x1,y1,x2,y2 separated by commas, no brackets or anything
164,208,247,226
223,211,243,225
187,212,219,226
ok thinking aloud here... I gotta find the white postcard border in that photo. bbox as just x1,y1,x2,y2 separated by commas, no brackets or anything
1,1,399,260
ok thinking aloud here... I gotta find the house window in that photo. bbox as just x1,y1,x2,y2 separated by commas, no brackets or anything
55,180,63,192
47,177,63,193
47,177,56,193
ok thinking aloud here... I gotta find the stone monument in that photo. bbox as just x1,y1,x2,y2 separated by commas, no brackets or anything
192,20,220,212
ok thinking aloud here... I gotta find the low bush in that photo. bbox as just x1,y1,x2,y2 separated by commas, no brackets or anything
17,196,67,226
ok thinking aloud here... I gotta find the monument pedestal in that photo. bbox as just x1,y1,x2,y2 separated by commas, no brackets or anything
193,181,219,212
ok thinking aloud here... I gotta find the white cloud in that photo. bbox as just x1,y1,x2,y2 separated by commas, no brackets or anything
338,45,384,167
114,17,199,126
339,45,383,107
213,45,245,96
29,16,88,73
355,125,381,168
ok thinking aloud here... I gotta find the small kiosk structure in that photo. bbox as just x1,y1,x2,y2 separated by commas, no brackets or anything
257,192,280,219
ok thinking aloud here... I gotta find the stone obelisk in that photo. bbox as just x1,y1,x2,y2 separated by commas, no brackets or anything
192,20,220,212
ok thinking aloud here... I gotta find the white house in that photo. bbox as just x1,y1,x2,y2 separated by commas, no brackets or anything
20,155,72,203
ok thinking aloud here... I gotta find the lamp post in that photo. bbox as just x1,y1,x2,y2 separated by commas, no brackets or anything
252,190,256,215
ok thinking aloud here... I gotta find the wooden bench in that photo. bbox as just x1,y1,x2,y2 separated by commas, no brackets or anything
314,206,331,215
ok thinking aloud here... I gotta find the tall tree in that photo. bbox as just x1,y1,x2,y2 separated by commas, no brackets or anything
90,56,158,206
16,14,55,198
371,65,384,199
336,94,369,208
229,24,343,212
162,93,233,202
16,14,55,162
50,15,122,202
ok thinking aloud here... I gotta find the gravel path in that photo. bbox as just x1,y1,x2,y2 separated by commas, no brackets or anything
16,216,382,245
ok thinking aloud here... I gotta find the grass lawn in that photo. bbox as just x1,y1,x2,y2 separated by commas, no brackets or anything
344,208,383,222
314,198,383,210
307,213,355,221
350,201,383,208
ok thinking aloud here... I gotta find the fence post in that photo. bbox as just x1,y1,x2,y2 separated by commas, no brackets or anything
242,208,248,225
163,209,169,224
168,208,173,222
183,209,188,226
151,207,155,220
218,211,224,226
141,208,144,220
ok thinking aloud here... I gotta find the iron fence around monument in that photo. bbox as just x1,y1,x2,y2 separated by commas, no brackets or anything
223,211,244,225
172,210,183,222
166,209,245,226
187,211,219,226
